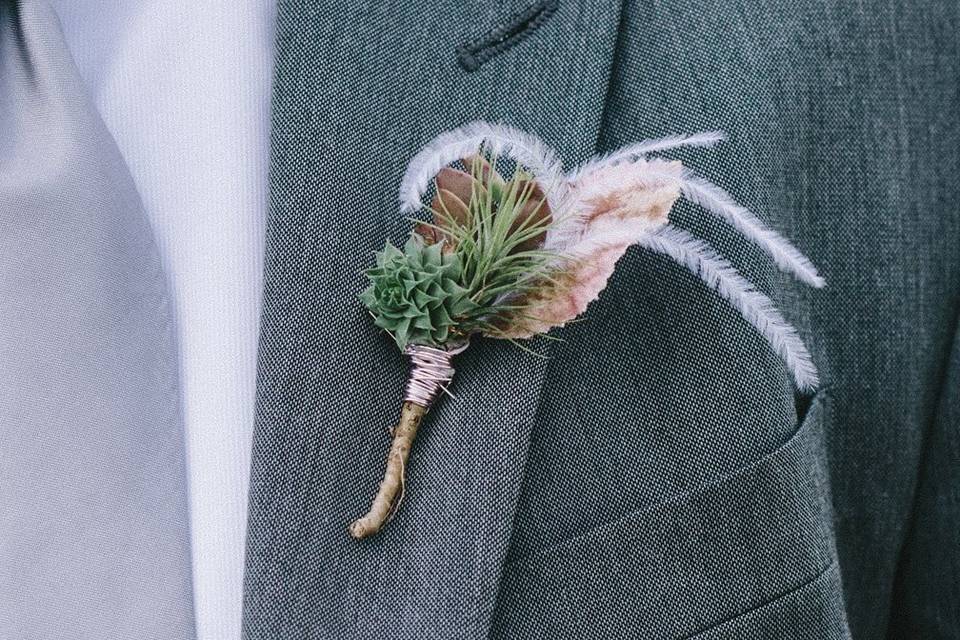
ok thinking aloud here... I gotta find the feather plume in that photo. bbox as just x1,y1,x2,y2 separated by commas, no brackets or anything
566,131,725,182
500,163,681,338
398,121,566,214
644,167,826,288
638,225,819,391
545,158,682,251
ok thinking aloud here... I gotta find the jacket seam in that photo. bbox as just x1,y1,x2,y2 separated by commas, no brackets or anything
884,297,960,631
682,561,838,639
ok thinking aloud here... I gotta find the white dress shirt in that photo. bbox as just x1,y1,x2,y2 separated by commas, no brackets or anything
49,2,276,638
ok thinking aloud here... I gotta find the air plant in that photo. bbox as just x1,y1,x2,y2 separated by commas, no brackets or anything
348,122,823,539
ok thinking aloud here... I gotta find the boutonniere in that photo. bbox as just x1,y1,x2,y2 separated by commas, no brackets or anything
349,122,823,539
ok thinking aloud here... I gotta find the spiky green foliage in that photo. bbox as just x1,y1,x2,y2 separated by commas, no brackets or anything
364,152,560,349
426,155,559,339
360,236,477,350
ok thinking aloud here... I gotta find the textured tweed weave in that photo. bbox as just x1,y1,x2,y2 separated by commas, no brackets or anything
243,1,960,638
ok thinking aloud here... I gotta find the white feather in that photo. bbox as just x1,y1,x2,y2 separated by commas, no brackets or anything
567,131,725,182
398,121,566,214
638,225,820,392
656,168,826,288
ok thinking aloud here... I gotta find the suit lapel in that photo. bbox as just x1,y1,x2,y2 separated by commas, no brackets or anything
243,1,622,637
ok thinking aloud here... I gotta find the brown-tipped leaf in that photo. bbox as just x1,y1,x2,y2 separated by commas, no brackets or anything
435,167,476,207
508,178,552,253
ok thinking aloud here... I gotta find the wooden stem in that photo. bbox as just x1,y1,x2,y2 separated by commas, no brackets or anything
349,401,427,539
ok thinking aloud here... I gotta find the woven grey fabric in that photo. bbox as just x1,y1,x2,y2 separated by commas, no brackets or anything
0,2,195,638
242,2,623,637
241,0,960,638
589,3,959,638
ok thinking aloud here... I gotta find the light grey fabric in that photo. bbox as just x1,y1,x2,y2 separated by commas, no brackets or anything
44,3,275,636
0,2,195,638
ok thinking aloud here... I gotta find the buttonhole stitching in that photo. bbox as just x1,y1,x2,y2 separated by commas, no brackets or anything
456,0,559,72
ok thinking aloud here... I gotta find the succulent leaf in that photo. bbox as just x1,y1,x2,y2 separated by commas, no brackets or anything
361,236,476,349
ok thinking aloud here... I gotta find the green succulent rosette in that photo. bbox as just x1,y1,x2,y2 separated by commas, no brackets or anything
360,235,477,350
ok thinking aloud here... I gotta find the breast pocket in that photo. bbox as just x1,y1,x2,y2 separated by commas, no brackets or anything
490,392,851,639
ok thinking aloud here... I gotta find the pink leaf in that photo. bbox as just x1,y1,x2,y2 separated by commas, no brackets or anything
497,159,682,338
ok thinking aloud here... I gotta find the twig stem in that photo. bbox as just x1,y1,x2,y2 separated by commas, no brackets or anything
349,401,427,539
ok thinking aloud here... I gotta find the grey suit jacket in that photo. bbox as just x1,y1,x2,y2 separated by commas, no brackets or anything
1,0,957,638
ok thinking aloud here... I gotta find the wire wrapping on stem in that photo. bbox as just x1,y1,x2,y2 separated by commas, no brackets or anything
402,343,465,406
349,343,467,539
